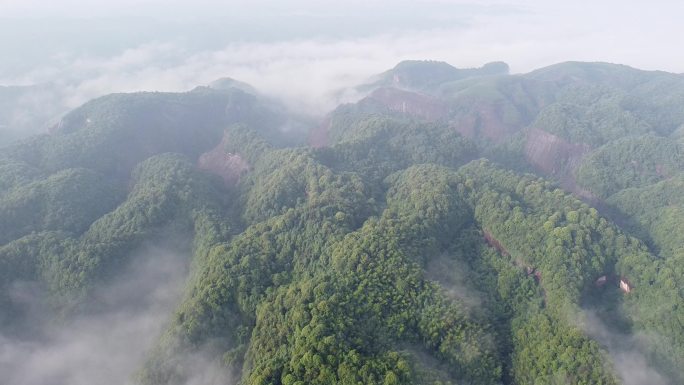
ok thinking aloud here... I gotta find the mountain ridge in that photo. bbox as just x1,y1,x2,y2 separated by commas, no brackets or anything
1,60,683,385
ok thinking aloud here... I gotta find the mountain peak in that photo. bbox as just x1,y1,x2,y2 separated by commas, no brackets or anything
365,60,510,93
208,77,258,95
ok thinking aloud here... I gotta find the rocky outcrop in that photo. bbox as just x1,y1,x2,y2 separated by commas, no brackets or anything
619,278,633,293
524,128,596,201
483,230,509,256
308,117,331,148
368,87,449,121
197,132,250,187
525,128,589,176
452,103,519,143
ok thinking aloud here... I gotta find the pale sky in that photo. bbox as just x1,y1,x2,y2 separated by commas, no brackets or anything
1,0,683,112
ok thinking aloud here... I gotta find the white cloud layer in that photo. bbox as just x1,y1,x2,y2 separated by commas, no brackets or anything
579,312,672,385
0,244,199,385
2,1,683,122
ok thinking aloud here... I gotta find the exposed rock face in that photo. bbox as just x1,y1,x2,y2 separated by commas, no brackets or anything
524,128,596,201
369,87,449,121
483,230,509,256
595,275,608,287
525,128,589,176
308,117,331,148
620,278,633,293
197,132,250,187
452,104,518,143
47,119,64,134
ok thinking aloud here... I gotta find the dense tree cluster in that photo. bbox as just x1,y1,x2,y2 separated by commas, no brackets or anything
1,61,684,384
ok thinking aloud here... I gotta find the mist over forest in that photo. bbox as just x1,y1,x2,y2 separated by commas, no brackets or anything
1,2,684,385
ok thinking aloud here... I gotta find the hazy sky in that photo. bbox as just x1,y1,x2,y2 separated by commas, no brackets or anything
1,0,683,112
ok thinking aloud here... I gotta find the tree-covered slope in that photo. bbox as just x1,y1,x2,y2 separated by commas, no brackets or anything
2,61,684,385
576,135,684,198
0,82,298,326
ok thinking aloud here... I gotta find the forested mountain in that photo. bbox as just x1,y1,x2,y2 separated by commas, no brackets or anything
1,61,683,385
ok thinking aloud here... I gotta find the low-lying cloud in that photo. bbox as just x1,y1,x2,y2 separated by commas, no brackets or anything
579,311,672,385
2,1,684,126
0,243,205,385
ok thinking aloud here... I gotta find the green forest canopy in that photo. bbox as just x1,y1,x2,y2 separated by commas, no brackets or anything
1,60,683,385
